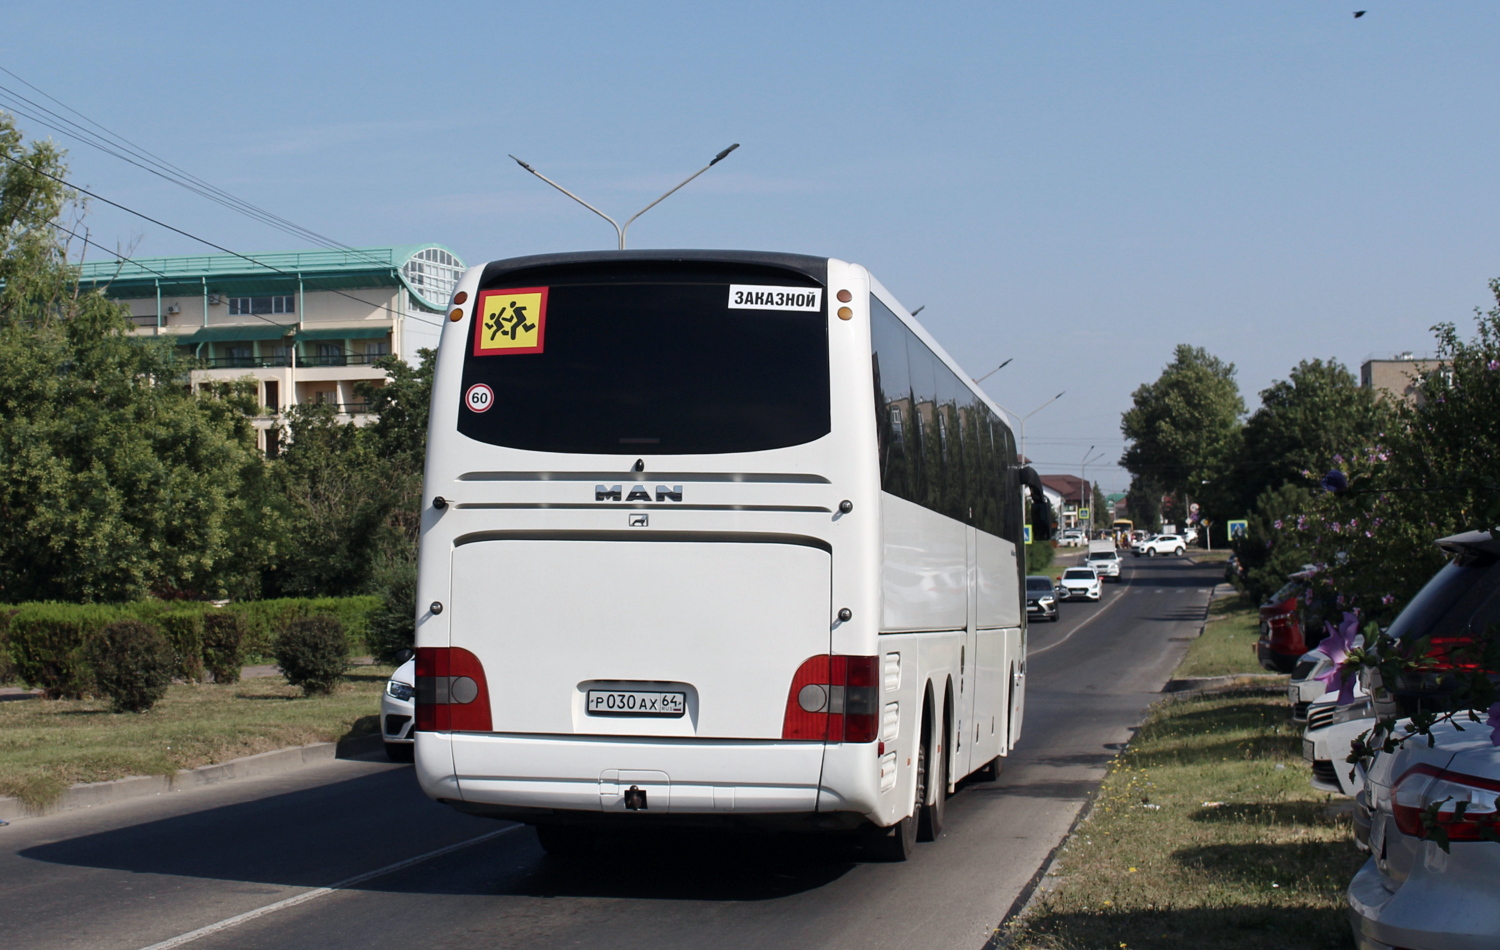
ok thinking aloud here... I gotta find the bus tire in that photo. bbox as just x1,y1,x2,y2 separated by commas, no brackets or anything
973,755,1001,782
918,719,947,841
534,824,594,857
871,740,924,861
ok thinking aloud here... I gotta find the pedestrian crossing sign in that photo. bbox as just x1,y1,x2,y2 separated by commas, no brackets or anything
474,287,548,355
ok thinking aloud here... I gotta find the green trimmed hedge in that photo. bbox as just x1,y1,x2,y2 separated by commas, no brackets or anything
0,596,382,696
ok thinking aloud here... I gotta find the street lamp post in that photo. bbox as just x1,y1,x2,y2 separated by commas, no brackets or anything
992,391,1065,465
509,144,740,249
1080,446,1105,537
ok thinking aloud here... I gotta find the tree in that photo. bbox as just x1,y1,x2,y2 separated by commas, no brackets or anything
259,404,401,598
1289,282,1500,623
0,113,271,602
1120,345,1244,521
1229,358,1390,515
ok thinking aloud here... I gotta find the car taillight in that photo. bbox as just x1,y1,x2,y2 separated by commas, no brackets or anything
1424,635,1486,673
414,647,492,732
1391,763,1500,841
782,655,879,742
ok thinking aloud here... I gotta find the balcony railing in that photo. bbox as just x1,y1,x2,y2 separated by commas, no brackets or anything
200,356,290,369
296,353,386,368
192,353,388,369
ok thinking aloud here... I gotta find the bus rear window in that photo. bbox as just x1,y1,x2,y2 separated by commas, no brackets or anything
457,277,830,455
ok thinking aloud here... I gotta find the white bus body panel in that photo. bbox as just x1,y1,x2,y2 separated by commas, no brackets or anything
414,256,1024,828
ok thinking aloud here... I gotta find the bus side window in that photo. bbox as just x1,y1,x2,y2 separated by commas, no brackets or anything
870,309,914,500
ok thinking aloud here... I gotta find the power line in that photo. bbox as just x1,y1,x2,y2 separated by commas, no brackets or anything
0,150,446,330
0,67,395,267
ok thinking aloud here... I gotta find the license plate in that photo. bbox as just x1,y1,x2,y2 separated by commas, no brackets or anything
1288,686,1301,704
586,690,686,717
1303,738,1316,763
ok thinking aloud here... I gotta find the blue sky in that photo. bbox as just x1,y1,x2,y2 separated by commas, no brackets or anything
5,1,1499,491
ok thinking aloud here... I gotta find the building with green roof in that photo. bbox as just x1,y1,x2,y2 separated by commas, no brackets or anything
81,244,464,453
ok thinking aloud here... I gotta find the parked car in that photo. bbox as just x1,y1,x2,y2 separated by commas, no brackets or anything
1084,543,1121,582
1348,717,1500,950
1257,569,1325,674
1133,534,1186,557
1058,567,1102,602
1288,647,1333,721
381,656,416,762
1370,528,1500,723
1057,529,1086,547
1026,575,1060,622
1302,687,1373,797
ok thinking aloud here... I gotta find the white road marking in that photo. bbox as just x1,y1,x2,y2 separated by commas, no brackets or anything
136,826,521,950
1030,572,1135,659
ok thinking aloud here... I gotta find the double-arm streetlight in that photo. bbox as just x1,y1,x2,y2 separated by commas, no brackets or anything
509,144,740,249
992,391,1065,465
1080,446,1106,535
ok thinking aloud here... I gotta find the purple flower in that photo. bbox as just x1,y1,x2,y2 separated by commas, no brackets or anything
1316,612,1362,705
1321,469,1349,493
1488,360,1500,372
1273,519,1283,530
1381,594,1395,605
1489,703,1500,746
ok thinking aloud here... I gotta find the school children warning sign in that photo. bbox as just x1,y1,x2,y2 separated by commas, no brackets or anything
474,287,548,355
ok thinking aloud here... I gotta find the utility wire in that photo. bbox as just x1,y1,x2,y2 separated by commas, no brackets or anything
0,150,446,330
0,67,394,267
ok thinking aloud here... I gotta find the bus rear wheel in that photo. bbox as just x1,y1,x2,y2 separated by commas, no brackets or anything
535,824,595,857
918,726,947,841
870,738,925,861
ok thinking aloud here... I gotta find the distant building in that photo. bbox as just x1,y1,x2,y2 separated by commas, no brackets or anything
1040,474,1088,530
1360,353,1441,404
80,245,464,454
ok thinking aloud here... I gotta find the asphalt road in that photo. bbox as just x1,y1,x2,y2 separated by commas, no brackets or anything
0,553,1223,950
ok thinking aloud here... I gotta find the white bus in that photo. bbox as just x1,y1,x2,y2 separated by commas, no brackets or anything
414,250,1042,860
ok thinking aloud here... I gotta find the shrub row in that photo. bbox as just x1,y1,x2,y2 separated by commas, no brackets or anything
0,596,381,698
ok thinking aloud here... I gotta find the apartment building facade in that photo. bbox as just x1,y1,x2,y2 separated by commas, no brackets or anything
80,245,464,453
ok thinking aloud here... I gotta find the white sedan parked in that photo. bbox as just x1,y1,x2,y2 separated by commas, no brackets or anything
1057,567,1102,602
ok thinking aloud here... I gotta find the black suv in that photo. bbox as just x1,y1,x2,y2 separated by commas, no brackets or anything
1370,529,1500,722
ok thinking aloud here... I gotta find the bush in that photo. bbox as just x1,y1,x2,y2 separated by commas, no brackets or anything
7,603,116,698
0,608,17,685
202,611,247,684
365,557,415,665
227,596,380,661
1025,541,1054,574
154,610,206,683
89,620,174,713
274,615,349,696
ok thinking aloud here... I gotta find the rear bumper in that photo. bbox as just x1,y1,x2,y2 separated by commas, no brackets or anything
418,732,834,820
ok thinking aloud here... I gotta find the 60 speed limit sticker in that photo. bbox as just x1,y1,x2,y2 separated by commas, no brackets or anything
464,383,494,413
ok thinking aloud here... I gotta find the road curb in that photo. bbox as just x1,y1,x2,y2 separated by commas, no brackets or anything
0,732,384,824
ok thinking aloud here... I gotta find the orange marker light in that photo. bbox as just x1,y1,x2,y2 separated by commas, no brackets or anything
454,291,468,305
837,306,853,320
836,289,852,303
450,308,464,322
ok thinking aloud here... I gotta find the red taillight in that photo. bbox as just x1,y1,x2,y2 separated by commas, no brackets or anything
414,647,492,732
1425,636,1487,673
782,655,879,743
1391,763,1500,841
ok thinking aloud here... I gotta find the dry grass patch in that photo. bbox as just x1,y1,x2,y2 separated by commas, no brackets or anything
1004,692,1362,950
0,666,391,807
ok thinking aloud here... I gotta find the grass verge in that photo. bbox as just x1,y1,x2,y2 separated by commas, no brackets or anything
1173,595,1264,679
1002,691,1363,949
0,666,391,808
